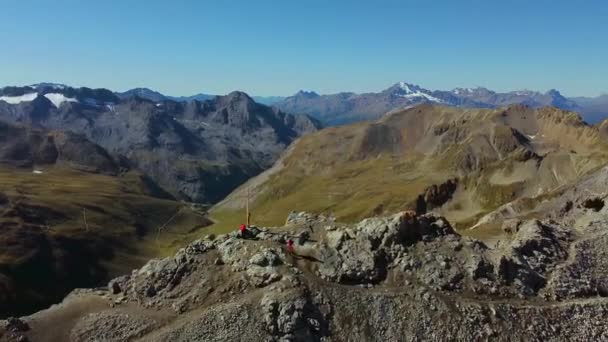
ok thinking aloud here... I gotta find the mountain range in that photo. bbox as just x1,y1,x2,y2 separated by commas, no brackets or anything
0,83,319,317
115,88,282,106
18,82,607,127
2,80,608,337
274,82,607,126
0,83,320,203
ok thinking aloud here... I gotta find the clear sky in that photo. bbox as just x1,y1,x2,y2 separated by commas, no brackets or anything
0,0,606,97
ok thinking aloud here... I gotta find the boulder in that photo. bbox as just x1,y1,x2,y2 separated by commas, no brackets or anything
249,249,282,267
247,266,282,287
108,275,130,295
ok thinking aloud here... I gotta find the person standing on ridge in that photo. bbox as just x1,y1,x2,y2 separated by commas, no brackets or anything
287,239,295,254
239,223,249,239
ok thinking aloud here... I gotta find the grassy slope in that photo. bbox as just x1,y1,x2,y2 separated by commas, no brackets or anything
209,145,450,234
0,166,211,316
0,166,209,253
209,105,608,235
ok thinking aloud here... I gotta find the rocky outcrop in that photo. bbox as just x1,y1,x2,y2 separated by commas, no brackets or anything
2,209,608,341
261,290,330,341
414,178,458,214
316,213,459,284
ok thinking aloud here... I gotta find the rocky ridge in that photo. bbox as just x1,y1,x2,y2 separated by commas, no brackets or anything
3,190,608,341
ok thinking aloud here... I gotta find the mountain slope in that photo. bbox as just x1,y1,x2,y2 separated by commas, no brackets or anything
116,88,169,102
0,121,121,174
212,104,608,232
0,86,320,203
0,122,212,318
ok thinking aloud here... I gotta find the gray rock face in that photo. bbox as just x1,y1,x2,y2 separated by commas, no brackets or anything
494,220,571,296
247,249,284,287
317,213,458,284
547,218,608,299
249,249,282,267
261,291,330,341
0,87,320,203
0,120,121,174
413,178,459,214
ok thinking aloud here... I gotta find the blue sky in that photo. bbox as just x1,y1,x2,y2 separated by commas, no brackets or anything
0,0,606,97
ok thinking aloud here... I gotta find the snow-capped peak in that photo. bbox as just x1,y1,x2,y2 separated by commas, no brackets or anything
0,93,39,104
390,82,443,103
396,81,424,94
0,92,78,107
44,93,78,107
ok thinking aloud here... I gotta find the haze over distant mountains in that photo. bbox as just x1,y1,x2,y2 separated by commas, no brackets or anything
6,81,605,126
274,82,608,125
111,82,608,126
115,87,283,106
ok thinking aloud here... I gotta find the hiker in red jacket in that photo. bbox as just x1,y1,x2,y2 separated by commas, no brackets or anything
239,224,249,238
287,239,295,254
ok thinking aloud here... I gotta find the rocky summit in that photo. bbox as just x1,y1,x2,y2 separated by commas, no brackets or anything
3,178,607,341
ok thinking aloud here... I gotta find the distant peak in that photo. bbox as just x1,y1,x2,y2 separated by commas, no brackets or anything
545,89,563,97
30,82,69,90
383,82,429,96
295,90,320,98
391,81,424,94
221,91,256,105
125,87,164,95
225,90,252,99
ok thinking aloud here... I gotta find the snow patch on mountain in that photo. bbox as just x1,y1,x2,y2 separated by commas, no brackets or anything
400,92,444,103
395,82,444,103
44,93,78,107
0,93,38,104
452,88,476,95
397,81,419,94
